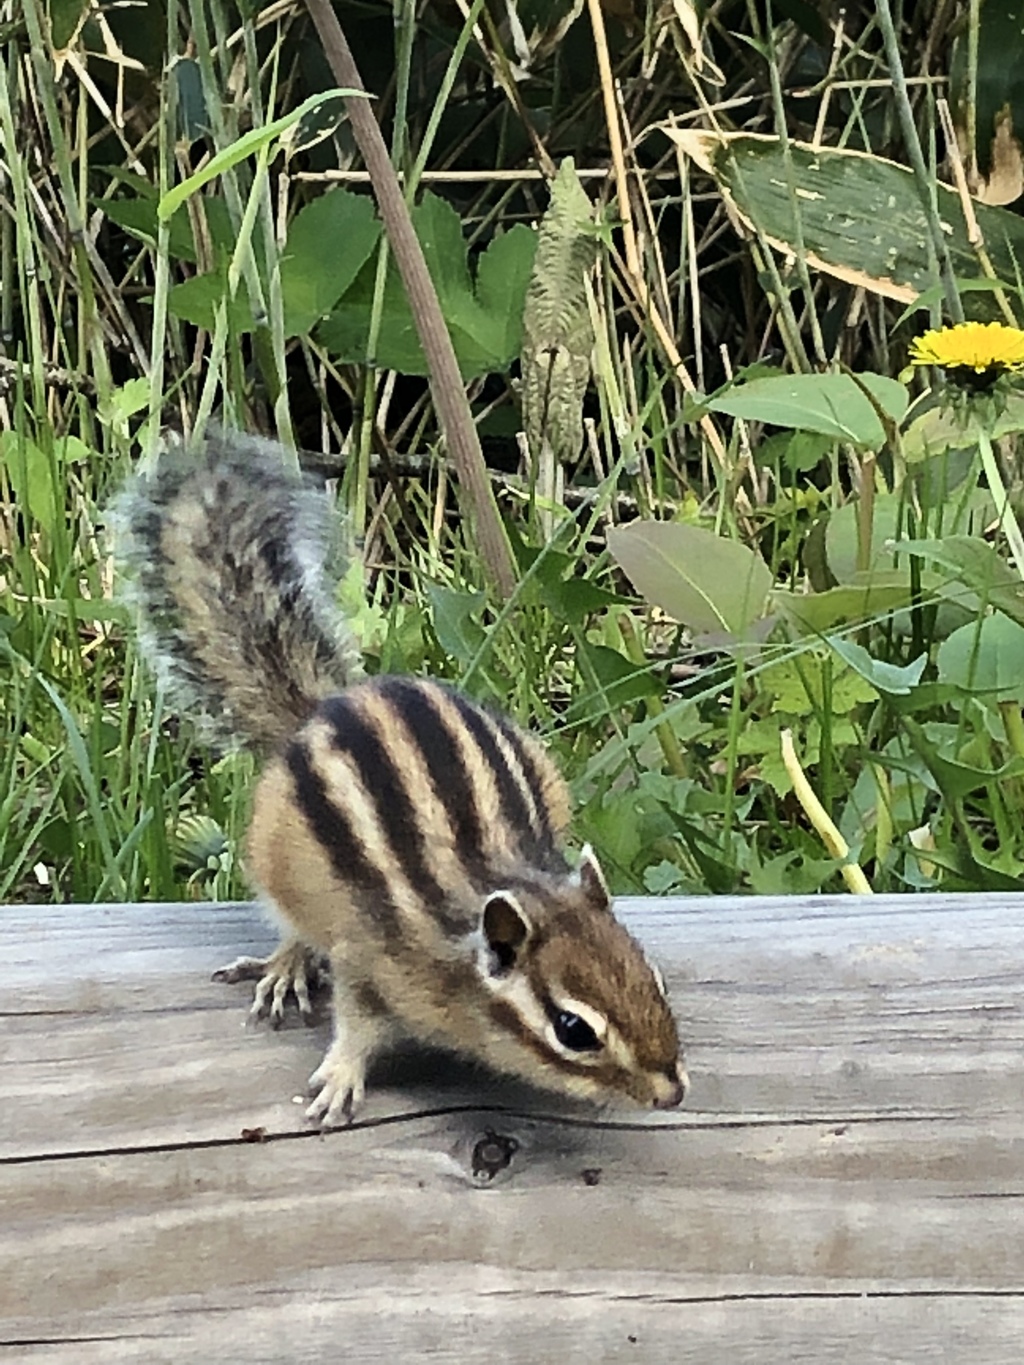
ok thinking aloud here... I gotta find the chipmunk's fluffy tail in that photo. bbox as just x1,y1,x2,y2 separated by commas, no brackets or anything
111,430,363,753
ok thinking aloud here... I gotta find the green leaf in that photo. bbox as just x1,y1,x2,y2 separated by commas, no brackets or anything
707,371,907,447
100,194,198,263
472,225,538,364
101,377,150,434
537,574,625,623
784,430,833,472
904,844,1024,892
902,391,1024,460
280,190,381,337
568,644,663,721
937,613,1024,700
825,491,906,584
898,536,1024,626
168,265,254,334
168,190,380,338
0,433,54,532
925,752,1024,800
319,196,536,378
659,809,739,894
774,574,915,634
606,521,773,635
158,91,359,220
664,130,1024,315
825,637,926,695
426,584,487,665
757,653,878,713
50,0,89,48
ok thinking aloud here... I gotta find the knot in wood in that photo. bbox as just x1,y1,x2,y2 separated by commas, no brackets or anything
471,1128,519,1183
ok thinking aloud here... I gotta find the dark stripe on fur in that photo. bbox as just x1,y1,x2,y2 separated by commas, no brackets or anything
320,693,463,934
488,710,562,867
447,693,537,857
376,678,487,874
284,738,401,943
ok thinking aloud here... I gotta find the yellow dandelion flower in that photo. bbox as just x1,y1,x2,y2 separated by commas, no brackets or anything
909,321,1024,391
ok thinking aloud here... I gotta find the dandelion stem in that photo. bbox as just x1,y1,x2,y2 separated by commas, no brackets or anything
977,427,1024,583
780,729,873,895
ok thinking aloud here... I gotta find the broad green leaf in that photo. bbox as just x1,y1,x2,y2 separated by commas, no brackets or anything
168,266,253,334
663,129,1024,315
826,636,926,695
926,752,1024,799
774,574,915,634
903,391,1024,460
607,522,772,635
169,190,379,338
784,430,833,472
517,540,627,622
537,574,625,623
415,192,474,309
566,644,664,721
318,256,424,373
0,433,54,532
708,371,907,447
474,225,538,364
280,190,381,337
50,0,89,48
101,377,151,434
426,584,486,664
904,843,1024,891
937,613,1024,700
898,536,1024,627
825,492,906,585
100,195,198,263
319,195,536,377
757,653,877,713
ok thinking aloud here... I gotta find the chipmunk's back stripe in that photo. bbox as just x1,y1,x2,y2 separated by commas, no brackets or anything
376,677,486,870
320,694,456,923
448,693,537,855
489,711,560,860
284,738,401,943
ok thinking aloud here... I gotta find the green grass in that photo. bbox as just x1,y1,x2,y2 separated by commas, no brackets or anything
3,0,1024,904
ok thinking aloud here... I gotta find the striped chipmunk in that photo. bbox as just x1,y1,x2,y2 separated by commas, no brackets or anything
112,430,687,1124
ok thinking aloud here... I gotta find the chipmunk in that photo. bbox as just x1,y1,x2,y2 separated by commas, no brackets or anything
112,430,687,1124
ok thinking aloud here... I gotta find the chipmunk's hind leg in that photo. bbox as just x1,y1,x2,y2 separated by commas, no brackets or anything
213,935,330,1026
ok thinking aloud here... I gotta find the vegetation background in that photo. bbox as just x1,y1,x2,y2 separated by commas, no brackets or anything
4,0,1024,906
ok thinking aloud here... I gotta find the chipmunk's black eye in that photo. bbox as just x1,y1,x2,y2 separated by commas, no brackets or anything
552,1010,601,1052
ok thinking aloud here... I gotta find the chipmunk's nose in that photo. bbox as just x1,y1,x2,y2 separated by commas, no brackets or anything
652,1063,689,1109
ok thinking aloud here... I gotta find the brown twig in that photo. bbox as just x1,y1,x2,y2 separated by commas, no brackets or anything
303,0,516,597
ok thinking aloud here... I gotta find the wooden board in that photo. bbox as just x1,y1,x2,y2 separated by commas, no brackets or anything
2,893,1024,1362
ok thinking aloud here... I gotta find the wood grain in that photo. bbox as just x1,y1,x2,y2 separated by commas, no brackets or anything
2,893,1024,1362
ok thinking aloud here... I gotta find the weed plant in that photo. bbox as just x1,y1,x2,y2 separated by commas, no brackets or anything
2,0,1024,905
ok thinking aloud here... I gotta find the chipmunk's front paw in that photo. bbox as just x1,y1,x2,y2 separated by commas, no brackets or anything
305,1040,368,1127
213,938,328,1027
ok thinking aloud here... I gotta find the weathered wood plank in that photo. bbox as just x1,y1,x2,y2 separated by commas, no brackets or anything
2,894,1024,1362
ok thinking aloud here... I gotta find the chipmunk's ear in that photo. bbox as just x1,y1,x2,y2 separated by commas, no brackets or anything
577,844,612,912
481,891,532,976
